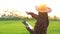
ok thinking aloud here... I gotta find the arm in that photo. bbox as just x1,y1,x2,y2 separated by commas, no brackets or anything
22,20,33,34
26,12,38,19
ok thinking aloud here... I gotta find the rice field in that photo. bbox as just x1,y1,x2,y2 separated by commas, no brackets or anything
0,20,60,34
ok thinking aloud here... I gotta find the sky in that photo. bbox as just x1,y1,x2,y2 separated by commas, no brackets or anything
0,0,60,17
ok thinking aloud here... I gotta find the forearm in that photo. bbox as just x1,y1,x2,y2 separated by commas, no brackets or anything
26,12,38,19
26,27,33,34
30,13,38,19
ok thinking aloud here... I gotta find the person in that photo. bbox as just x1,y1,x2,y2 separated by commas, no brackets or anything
22,5,52,34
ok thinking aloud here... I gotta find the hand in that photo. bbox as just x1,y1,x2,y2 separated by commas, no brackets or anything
26,12,34,15
26,11,38,19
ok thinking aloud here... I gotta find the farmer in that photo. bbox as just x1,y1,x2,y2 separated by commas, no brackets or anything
23,3,52,34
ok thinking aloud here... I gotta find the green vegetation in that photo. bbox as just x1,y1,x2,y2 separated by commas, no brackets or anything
0,20,60,34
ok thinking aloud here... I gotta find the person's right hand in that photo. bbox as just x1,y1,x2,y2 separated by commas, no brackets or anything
26,12,34,15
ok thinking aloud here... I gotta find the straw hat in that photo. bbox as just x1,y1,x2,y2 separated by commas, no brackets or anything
35,3,52,13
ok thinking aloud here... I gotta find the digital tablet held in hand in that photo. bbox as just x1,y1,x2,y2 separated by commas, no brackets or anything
22,20,33,29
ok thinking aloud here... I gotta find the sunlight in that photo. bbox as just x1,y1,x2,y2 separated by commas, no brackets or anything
0,0,60,17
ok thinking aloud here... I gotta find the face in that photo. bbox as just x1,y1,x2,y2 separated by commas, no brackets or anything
35,6,52,13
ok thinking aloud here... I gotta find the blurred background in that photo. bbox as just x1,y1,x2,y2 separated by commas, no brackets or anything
0,0,60,34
